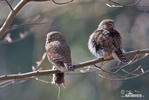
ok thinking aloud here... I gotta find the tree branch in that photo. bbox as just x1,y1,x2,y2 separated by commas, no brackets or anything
0,0,74,38
0,0,28,38
0,49,149,81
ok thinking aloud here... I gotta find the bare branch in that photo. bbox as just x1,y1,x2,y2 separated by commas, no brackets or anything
0,0,74,38
51,0,74,5
0,0,29,38
98,69,149,81
0,49,148,81
7,22,46,32
114,53,147,73
94,65,124,79
108,0,141,7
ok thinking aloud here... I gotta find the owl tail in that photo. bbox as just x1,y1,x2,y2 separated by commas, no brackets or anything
112,49,128,63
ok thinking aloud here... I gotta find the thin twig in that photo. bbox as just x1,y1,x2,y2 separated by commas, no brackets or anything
94,65,124,78
35,52,47,70
34,77,52,84
5,0,14,10
98,69,149,81
110,55,139,71
7,22,46,32
108,0,141,7
121,69,138,76
114,53,148,73
121,65,142,76
52,0,74,5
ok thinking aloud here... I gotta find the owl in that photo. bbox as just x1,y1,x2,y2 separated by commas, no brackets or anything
45,31,73,85
88,19,128,63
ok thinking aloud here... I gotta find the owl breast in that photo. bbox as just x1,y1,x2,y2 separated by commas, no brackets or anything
45,40,71,69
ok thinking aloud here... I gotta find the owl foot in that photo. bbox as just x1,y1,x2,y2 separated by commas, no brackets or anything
66,66,74,71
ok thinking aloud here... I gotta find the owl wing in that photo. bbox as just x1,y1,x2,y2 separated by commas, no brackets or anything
110,30,128,63
94,29,127,62
93,30,114,53
110,30,122,50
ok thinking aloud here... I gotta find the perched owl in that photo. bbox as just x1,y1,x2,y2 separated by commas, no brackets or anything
45,31,73,85
88,19,128,63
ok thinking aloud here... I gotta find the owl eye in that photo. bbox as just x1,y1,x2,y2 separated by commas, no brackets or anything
50,34,55,39
108,23,113,26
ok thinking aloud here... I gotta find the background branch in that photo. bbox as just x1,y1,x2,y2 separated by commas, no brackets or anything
4,0,14,10
108,0,141,7
0,0,28,38
0,49,148,81
0,0,73,38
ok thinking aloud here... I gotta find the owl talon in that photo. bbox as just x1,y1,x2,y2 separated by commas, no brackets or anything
66,66,74,71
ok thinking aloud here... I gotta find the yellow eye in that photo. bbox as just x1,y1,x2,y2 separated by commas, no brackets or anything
47,34,55,43
109,23,113,26
51,35,54,38
106,23,113,28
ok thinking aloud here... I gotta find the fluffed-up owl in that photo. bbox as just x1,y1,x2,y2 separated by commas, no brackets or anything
88,19,128,63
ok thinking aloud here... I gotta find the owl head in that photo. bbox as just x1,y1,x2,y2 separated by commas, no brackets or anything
98,19,115,30
46,31,64,43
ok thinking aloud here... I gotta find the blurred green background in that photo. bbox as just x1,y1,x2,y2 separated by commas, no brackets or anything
0,0,149,100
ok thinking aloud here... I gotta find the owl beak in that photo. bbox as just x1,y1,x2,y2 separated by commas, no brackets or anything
47,39,51,43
